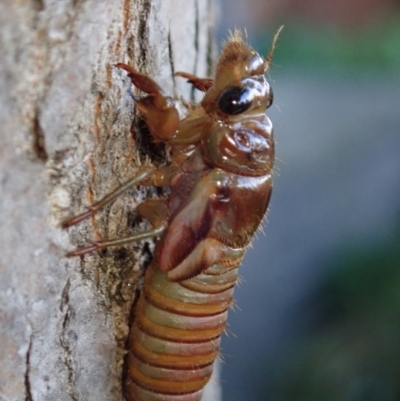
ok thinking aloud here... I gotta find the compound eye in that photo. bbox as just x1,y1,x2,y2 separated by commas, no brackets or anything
217,86,252,115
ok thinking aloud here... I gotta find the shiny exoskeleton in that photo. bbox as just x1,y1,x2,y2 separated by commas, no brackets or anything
64,28,282,401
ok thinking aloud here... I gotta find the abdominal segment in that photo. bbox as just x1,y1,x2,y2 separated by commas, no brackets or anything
125,246,242,401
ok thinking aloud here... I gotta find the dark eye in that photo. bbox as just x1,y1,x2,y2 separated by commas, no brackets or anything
217,86,252,115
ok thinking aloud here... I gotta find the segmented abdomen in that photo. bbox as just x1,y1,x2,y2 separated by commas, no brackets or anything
125,243,243,401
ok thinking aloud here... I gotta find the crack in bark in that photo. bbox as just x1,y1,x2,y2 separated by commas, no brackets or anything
138,0,152,69
32,111,48,161
206,0,214,77
167,31,176,95
25,334,33,401
194,0,200,58
59,279,79,401
31,0,44,12
122,0,131,33
191,0,200,101
60,278,71,312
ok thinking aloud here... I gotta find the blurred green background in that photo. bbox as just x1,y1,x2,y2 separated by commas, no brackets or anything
259,17,400,75
216,1,400,400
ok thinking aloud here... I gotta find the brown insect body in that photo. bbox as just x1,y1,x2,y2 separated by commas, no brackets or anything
65,29,280,401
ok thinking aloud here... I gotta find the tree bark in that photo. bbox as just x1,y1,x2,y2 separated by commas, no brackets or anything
0,1,219,400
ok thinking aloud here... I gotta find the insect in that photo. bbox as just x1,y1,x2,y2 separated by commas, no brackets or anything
64,27,282,401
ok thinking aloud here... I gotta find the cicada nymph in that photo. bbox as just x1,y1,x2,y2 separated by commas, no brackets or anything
64,28,282,401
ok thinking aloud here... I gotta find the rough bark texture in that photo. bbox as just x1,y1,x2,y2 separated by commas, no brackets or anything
0,1,219,400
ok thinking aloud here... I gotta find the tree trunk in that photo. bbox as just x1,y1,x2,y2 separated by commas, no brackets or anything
0,1,219,400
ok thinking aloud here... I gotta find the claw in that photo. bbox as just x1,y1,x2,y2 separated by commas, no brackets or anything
175,72,214,92
115,63,180,141
62,209,93,228
66,242,100,257
115,63,165,102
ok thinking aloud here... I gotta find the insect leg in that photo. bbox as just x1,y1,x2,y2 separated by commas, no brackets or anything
63,165,179,229
135,198,170,229
66,225,166,257
175,71,214,92
66,198,170,257
62,168,154,228
115,63,180,141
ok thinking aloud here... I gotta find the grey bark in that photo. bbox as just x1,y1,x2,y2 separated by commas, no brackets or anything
0,1,219,400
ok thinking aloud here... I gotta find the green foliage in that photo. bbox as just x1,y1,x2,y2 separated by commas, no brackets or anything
256,14,400,74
